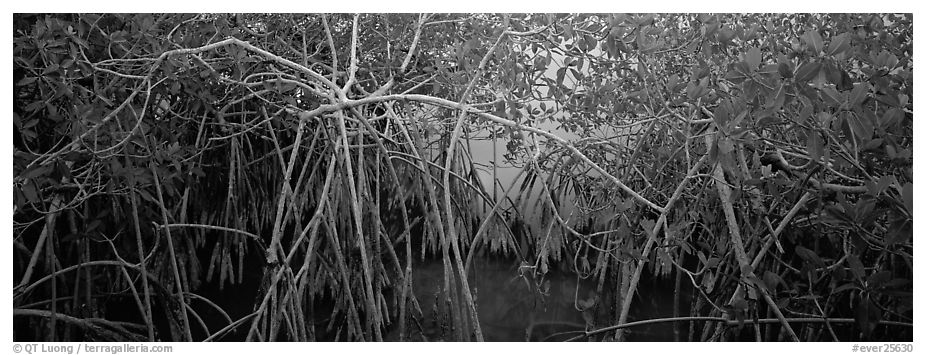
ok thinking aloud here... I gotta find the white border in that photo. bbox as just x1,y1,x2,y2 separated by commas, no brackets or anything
4,6,922,355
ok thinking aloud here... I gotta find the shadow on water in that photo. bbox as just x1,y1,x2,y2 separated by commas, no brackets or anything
185,252,686,342
76,246,684,342
387,256,686,342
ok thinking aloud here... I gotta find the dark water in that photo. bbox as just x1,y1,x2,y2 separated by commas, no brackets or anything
389,257,588,341
86,249,681,341
388,256,684,341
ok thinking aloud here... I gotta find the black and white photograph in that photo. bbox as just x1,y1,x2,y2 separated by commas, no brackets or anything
10,11,915,346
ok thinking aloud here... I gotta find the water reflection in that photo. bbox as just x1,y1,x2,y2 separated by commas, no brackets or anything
389,256,684,341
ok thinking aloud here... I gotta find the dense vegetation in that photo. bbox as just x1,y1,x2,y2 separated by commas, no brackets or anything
13,13,912,342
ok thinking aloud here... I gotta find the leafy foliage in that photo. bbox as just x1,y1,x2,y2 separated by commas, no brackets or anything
13,13,911,342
